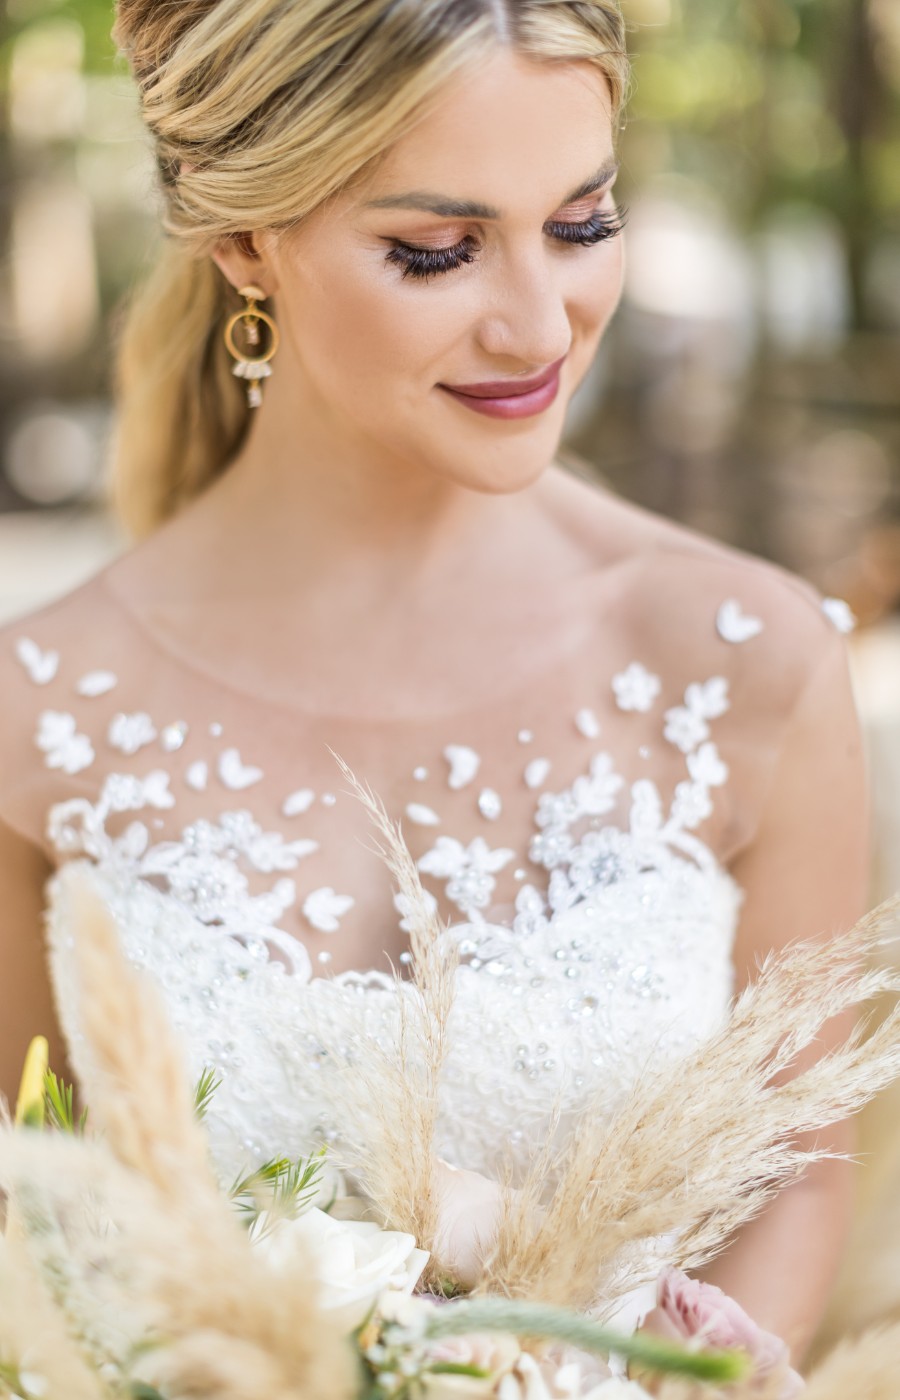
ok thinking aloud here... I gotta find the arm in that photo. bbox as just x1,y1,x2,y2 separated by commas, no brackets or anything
697,625,870,1362
0,812,71,1108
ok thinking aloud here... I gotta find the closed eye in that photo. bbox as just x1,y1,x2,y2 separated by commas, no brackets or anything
384,205,627,282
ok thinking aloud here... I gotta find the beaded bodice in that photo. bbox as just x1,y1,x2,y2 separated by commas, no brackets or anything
0,548,854,1183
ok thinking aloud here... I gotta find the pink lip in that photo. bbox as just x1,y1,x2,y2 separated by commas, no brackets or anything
439,355,566,420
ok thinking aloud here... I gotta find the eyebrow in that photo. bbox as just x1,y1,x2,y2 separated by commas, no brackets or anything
364,159,619,219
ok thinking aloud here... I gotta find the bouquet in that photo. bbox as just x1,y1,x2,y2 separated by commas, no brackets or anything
2,763,900,1400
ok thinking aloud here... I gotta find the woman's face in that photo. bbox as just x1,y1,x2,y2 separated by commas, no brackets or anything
238,48,624,495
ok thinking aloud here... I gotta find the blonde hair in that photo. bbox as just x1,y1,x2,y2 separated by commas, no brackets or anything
112,0,629,539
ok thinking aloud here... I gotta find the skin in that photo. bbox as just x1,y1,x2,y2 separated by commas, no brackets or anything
13,47,865,1360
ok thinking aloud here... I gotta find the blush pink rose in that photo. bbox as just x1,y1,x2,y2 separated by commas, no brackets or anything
642,1269,804,1398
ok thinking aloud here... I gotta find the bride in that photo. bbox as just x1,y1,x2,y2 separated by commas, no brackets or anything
0,0,870,1369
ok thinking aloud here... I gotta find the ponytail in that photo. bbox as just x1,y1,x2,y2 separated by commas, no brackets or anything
111,242,249,540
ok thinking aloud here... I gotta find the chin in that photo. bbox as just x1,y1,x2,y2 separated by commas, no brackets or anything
440,439,561,496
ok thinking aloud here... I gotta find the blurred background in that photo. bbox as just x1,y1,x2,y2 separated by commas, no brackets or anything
0,0,898,892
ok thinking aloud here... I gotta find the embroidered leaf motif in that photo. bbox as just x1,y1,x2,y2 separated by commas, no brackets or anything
16,636,59,685
303,886,355,933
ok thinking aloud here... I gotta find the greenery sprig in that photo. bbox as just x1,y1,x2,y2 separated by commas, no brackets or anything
229,1148,328,1237
42,1070,89,1135
192,1066,222,1122
419,1298,749,1383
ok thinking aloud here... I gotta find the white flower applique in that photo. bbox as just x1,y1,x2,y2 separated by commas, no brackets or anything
528,754,624,872
570,751,624,816
611,662,662,713
628,778,665,840
663,677,730,755
48,775,171,859
48,769,175,860
511,882,549,938
36,710,95,775
417,835,516,917
108,711,157,755
47,773,318,972
567,826,645,897
141,814,320,971
666,740,730,833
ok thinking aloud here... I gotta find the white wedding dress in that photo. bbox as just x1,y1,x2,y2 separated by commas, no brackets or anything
0,529,856,1191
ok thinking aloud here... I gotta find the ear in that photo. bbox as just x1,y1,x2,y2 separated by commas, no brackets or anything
209,231,280,298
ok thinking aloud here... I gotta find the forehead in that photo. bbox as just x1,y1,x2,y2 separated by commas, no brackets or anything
357,48,616,213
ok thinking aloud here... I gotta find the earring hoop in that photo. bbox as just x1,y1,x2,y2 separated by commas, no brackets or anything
223,284,279,408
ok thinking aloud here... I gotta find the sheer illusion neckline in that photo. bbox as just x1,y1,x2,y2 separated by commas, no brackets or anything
99,557,641,729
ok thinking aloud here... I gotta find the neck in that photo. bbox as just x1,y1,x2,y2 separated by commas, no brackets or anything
187,382,554,604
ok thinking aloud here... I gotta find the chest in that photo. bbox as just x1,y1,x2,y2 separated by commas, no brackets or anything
34,650,743,981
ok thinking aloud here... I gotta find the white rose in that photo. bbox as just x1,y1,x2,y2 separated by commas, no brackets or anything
252,1207,429,1331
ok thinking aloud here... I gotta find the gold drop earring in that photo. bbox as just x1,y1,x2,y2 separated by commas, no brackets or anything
223,284,279,408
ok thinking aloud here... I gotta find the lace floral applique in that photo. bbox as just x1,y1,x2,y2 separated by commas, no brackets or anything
611,663,661,713
525,753,624,874
108,711,157,755
488,670,733,939
663,677,730,754
48,770,175,858
36,710,95,774
47,773,317,968
417,834,516,918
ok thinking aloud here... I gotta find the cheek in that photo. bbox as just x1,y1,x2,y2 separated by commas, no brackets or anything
586,241,625,325
294,253,464,392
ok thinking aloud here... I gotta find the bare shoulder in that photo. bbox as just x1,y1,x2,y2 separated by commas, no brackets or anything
543,464,853,734
0,566,123,790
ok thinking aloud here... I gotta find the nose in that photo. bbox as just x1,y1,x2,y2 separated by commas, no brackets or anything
476,247,573,370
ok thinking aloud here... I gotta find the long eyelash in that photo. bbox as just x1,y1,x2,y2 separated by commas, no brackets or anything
384,205,627,282
545,205,628,246
384,237,478,281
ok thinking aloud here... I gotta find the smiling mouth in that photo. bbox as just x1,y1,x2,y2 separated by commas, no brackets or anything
437,356,566,421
